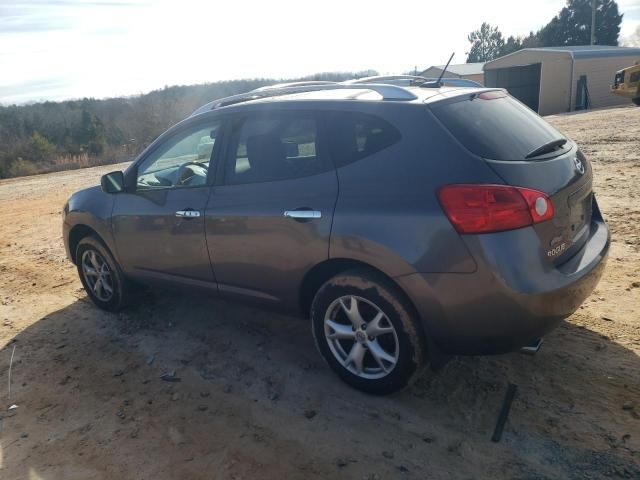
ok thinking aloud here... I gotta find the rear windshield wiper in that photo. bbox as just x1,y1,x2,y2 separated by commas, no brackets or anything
525,138,567,159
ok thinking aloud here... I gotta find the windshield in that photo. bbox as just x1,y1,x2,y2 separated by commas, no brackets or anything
431,91,568,161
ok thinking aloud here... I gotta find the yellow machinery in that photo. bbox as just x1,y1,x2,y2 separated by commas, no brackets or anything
612,63,640,106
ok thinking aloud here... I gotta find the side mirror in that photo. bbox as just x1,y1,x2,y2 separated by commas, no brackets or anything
101,171,125,194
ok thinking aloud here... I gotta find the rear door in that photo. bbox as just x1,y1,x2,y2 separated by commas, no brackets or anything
431,90,593,264
204,109,338,308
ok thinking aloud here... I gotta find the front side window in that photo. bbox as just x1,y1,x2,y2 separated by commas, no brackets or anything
137,121,221,190
226,113,324,185
324,111,401,167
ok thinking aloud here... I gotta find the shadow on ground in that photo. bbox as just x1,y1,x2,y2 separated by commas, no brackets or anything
1,291,639,479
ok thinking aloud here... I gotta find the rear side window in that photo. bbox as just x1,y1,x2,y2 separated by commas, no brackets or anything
325,111,401,167
225,112,325,185
431,91,567,161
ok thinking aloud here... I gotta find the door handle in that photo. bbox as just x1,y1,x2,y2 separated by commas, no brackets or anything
284,209,321,219
175,209,201,219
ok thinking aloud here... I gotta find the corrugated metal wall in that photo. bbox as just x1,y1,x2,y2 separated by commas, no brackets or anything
484,50,640,115
484,50,572,115
572,56,640,110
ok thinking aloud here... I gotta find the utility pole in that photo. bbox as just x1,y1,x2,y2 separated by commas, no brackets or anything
590,0,597,45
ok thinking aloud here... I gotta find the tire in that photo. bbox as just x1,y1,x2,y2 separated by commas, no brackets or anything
632,97,640,106
311,269,426,395
76,235,132,312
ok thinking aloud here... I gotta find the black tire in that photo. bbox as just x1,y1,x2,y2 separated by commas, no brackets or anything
311,269,426,395
632,97,640,106
76,235,132,312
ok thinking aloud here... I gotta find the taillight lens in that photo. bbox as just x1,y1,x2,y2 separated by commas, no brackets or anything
438,184,554,234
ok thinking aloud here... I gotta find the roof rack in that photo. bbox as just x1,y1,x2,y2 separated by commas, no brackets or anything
346,75,431,85
190,82,418,116
252,81,338,92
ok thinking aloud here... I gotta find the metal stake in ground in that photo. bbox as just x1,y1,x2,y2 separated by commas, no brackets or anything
7,343,16,402
491,383,518,443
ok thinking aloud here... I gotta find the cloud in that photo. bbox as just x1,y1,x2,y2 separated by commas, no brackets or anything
0,78,72,104
0,15,70,33
1,0,639,104
621,25,640,47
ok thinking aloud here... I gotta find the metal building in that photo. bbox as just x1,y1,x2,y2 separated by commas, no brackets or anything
483,46,640,115
419,62,485,85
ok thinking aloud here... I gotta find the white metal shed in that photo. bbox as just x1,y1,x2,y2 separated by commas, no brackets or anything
484,46,640,115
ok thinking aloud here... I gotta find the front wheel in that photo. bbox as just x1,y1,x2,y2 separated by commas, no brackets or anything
311,270,426,395
76,236,132,312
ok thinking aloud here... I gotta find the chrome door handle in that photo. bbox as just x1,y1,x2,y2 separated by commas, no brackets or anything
284,210,321,219
175,209,201,218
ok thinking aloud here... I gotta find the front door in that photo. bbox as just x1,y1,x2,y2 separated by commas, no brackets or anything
205,110,338,308
112,119,224,286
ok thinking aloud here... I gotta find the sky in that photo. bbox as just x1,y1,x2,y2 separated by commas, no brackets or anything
1,0,639,104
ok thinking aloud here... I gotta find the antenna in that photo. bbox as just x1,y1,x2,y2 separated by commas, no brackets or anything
436,52,455,86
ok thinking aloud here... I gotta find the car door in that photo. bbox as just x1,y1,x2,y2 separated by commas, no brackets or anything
205,110,338,308
112,118,224,287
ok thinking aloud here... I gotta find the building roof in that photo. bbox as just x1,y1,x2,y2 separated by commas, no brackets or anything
488,46,640,65
531,45,640,59
420,62,485,76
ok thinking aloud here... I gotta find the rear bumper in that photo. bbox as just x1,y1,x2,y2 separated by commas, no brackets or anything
395,217,610,355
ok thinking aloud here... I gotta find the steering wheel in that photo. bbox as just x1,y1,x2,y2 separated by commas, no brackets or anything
175,162,208,186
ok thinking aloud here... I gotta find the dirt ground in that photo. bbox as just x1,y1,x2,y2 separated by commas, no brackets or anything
0,106,638,480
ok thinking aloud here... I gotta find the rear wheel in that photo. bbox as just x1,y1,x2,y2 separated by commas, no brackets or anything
632,97,640,106
311,270,426,395
76,236,132,312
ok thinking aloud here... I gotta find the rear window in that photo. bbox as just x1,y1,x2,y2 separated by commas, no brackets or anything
431,91,567,161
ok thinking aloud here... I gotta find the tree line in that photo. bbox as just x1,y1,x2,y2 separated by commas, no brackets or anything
0,71,375,179
466,0,623,62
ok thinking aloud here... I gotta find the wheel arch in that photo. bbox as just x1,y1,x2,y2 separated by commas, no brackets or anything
299,258,417,320
68,224,107,264
300,258,450,368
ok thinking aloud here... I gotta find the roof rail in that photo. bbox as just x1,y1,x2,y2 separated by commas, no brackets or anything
346,75,431,85
190,83,418,116
252,81,338,92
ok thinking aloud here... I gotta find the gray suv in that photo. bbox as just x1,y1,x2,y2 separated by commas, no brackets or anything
63,78,610,394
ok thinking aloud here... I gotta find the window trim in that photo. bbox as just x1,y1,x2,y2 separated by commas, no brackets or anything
219,110,332,187
130,116,228,193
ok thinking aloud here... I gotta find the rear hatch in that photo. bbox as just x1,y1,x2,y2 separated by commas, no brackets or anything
430,90,593,265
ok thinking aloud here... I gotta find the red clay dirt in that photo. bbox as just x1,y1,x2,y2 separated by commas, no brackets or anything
0,106,638,479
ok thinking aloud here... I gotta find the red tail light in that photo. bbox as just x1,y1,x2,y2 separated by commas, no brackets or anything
437,184,554,234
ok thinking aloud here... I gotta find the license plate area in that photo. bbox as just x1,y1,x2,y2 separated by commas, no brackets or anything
550,187,593,265
568,184,593,236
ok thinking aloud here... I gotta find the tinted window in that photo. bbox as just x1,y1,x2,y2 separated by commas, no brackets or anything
630,71,640,83
226,113,324,184
325,111,401,167
137,122,220,189
431,91,567,161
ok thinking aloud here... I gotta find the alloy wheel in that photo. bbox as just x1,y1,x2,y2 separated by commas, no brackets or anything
81,249,114,302
324,295,399,379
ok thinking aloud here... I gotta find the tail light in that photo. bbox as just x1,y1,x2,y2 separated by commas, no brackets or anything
437,184,554,234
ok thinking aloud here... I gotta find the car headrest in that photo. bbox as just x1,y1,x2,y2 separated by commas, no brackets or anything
246,133,286,179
